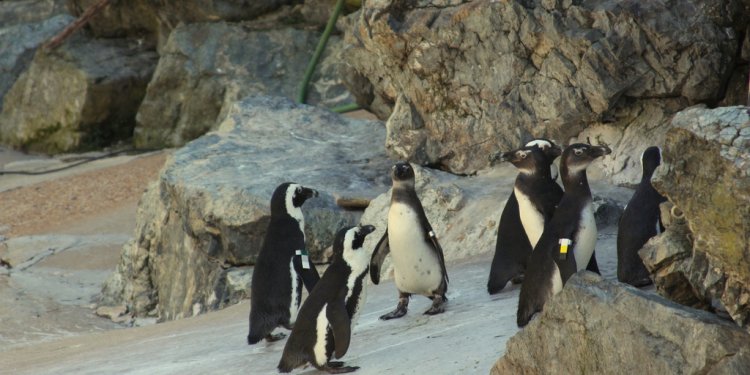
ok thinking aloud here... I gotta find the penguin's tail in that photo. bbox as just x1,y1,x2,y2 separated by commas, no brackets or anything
516,302,539,328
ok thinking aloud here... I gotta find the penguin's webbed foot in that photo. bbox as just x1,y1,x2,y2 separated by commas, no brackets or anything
322,364,359,373
327,361,345,368
379,307,407,320
423,295,447,315
265,332,286,342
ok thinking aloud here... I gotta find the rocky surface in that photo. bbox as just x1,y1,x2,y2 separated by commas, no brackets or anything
649,105,750,327
133,23,355,149
0,0,67,28
0,35,157,154
343,0,746,181
0,13,74,113
66,0,297,48
492,272,750,375
102,96,391,321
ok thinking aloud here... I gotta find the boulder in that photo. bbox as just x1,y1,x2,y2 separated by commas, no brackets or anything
100,96,391,321
0,13,74,113
650,105,750,327
0,35,157,154
0,0,68,27
343,0,744,180
133,22,355,149
66,0,297,47
492,272,750,375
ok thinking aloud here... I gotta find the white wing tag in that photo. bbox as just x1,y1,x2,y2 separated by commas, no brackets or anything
295,249,311,269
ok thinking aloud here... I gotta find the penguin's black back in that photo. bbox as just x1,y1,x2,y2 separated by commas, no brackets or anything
247,214,304,344
617,147,666,286
488,193,530,294
278,256,351,371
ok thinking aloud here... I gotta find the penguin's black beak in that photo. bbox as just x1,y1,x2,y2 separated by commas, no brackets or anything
359,225,376,236
489,151,514,164
589,144,612,158
301,187,319,199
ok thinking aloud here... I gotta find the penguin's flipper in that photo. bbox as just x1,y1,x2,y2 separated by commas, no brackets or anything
293,254,321,292
426,230,449,284
369,230,390,284
327,299,351,359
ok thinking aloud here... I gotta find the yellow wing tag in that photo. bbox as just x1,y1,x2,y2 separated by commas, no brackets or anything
558,238,572,260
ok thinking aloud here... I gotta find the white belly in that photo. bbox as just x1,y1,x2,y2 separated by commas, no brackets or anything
551,261,563,295
313,303,329,366
288,259,300,324
388,202,443,295
515,187,545,248
573,202,597,271
347,279,367,326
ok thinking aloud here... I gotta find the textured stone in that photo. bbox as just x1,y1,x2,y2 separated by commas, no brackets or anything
651,105,750,326
343,0,743,179
492,272,750,375
101,96,390,321
0,0,68,27
133,23,354,149
0,13,74,113
66,0,296,47
0,35,157,153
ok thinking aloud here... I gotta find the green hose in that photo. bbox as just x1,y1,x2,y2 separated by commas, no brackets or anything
297,0,361,113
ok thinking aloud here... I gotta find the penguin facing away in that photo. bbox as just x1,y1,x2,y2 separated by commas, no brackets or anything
617,146,667,287
247,182,320,345
370,162,449,319
278,225,376,374
517,143,611,327
487,138,563,294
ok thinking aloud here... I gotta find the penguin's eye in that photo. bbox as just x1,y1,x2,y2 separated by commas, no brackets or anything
574,149,584,156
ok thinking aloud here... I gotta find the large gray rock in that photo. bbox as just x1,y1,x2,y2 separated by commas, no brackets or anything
133,23,355,149
0,0,68,27
343,0,744,180
649,105,750,327
66,0,296,47
0,35,157,153
492,272,750,375
101,96,391,321
0,13,74,113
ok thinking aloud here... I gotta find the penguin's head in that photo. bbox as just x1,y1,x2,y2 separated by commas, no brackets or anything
640,146,663,177
334,225,376,270
560,143,612,176
391,162,415,185
270,182,319,216
497,144,557,176
524,138,562,160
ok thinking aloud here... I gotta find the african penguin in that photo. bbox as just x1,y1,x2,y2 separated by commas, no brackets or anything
487,138,563,294
247,182,320,345
370,162,449,319
617,146,667,287
278,225,376,374
517,143,611,327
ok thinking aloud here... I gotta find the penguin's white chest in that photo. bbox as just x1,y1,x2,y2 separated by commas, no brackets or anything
573,202,597,271
515,187,546,248
388,202,443,295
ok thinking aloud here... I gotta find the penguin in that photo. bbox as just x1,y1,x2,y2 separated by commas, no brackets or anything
487,138,563,294
247,182,320,344
278,225,376,374
516,143,611,327
370,162,449,319
617,146,667,287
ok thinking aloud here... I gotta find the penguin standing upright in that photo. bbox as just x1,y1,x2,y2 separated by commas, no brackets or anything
487,139,563,294
247,182,320,344
370,162,449,319
516,143,611,327
278,225,376,374
617,146,667,286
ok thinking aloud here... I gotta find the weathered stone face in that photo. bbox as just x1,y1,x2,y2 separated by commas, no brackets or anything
133,23,354,149
650,105,750,327
0,12,74,113
343,0,743,178
0,35,158,154
492,272,750,375
101,96,391,321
